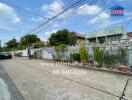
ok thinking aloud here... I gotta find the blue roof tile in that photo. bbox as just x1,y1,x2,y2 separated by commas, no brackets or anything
110,5,124,10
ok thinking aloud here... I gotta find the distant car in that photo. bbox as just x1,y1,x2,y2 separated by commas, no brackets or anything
0,52,12,59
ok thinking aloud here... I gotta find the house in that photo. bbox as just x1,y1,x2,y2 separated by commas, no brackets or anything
75,33,85,45
42,41,49,45
127,32,132,41
85,26,126,44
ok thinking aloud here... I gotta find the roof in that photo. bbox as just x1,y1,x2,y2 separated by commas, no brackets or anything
110,5,124,10
127,32,132,37
75,33,85,38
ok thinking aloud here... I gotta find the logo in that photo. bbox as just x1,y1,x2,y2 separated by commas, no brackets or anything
110,5,124,16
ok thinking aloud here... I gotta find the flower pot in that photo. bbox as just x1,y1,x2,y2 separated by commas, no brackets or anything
119,65,126,72
107,64,113,70
94,61,101,67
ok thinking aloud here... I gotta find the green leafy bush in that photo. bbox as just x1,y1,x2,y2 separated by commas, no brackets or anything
54,44,67,61
104,52,115,65
93,47,104,67
70,53,80,62
79,46,88,63
118,47,127,65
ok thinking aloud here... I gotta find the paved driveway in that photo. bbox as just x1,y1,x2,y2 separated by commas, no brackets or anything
0,63,25,100
0,58,132,100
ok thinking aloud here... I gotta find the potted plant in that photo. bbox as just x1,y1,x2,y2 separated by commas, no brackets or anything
118,48,127,72
104,52,115,70
79,45,88,65
93,47,104,67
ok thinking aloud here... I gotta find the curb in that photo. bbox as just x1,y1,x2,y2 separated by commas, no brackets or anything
69,65,132,77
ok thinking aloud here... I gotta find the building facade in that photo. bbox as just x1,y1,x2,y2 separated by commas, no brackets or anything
85,26,126,44
75,33,85,45
85,26,132,67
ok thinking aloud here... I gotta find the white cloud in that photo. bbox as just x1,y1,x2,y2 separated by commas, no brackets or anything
30,17,44,22
125,12,132,20
0,2,20,23
41,0,64,17
77,4,102,15
89,12,110,24
40,29,58,41
45,29,58,36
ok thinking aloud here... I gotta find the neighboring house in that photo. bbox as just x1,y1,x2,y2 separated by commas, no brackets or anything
127,32,132,41
42,41,49,45
75,33,85,45
85,26,126,44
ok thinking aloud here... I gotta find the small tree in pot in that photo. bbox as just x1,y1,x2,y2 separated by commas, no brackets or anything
104,52,115,69
79,45,88,65
93,47,104,67
118,47,127,72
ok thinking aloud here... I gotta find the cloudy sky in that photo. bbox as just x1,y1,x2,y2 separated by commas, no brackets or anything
0,0,132,44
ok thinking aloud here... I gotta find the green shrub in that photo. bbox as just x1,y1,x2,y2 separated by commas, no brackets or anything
93,47,104,67
118,47,127,65
79,45,88,63
70,53,80,62
104,52,115,65
54,44,67,61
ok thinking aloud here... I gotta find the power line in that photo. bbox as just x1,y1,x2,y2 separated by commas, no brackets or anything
33,0,98,34
33,0,97,34
26,0,88,34
0,1,48,20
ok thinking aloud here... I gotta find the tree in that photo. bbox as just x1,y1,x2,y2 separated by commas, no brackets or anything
20,34,41,46
93,47,104,67
118,47,127,65
34,42,45,48
49,29,77,46
79,45,88,63
5,38,18,50
68,32,77,45
17,43,26,50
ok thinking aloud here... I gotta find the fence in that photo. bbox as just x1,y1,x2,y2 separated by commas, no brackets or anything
15,40,132,68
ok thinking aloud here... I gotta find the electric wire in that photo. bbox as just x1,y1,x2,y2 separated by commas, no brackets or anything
33,0,98,34
26,0,89,34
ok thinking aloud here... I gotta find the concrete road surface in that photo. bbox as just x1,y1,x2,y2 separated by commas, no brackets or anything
0,57,132,100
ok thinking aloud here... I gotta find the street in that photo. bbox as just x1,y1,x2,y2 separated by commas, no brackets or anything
0,58,132,100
